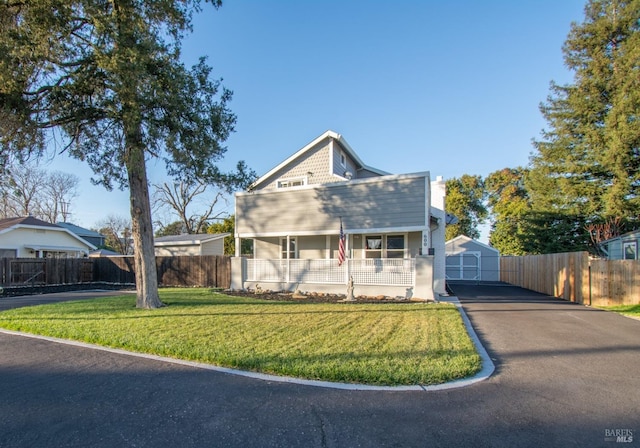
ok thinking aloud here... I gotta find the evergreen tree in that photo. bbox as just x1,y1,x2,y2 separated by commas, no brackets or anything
0,1,251,308
528,0,640,250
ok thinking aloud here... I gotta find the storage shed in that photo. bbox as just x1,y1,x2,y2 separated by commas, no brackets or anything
445,235,500,282
154,233,229,256
598,229,640,260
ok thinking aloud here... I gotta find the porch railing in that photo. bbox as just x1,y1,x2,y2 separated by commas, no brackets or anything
246,258,415,286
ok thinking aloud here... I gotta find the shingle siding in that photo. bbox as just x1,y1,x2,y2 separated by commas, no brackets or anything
259,140,334,189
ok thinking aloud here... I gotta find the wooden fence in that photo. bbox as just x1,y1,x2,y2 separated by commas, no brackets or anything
0,258,94,286
500,252,640,306
0,256,231,289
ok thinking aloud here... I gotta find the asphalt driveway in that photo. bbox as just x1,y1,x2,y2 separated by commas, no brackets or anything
0,285,639,447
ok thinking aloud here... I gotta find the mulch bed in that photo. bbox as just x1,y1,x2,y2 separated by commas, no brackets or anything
222,289,416,304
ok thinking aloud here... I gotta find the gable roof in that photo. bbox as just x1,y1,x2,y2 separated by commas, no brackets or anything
154,233,230,246
599,229,640,245
250,130,389,190
445,235,500,253
56,222,104,239
0,216,60,231
0,216,97,250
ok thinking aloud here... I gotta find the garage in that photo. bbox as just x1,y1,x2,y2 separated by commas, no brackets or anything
445,235,500,282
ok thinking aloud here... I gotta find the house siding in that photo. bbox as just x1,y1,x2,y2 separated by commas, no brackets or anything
602,231,640,260
155,245,199,256
255,238,280,259
259,140,334,190
237,174,428,237
201,238,225,256
0,227,92,258
331,142,358,179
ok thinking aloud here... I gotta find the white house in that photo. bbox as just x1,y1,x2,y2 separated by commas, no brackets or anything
231,130,447,299
0,216,96,258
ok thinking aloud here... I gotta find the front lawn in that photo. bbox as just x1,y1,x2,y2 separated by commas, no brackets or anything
0,288,481,386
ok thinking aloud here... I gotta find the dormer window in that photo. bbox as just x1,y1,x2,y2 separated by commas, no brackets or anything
277,177,306,189
340,152,346,167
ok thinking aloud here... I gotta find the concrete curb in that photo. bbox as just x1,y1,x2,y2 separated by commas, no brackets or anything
0,296,494,391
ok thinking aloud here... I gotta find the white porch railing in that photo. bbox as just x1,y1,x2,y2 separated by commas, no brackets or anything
246,258,415,286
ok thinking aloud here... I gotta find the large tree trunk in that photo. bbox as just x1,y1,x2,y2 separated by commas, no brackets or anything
126,144,163,309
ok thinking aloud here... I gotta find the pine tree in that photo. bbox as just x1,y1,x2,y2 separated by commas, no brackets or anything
0,1,251,308
529,0,640,251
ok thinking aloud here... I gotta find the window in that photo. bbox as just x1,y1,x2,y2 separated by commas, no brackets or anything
340,152,346,167
364,234,406,258
386,235,405,258
277,177,306,189
281,238,297,259
365,235,382,259
623,241,637,260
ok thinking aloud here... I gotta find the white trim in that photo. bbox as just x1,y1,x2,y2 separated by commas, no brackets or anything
154,234,229,246
0,224,97,250
445,235,500,254
361,233,408,259
24,244,90,253
623,241,637,260
280,236,297,259
276,176,308,189
325,235,331,259
238,226,427,239
445,251,481,281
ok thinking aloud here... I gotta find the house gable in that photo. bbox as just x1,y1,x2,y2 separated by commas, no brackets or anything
250,130,388,191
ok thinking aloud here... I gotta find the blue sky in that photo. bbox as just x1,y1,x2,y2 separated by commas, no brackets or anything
48,0,587,238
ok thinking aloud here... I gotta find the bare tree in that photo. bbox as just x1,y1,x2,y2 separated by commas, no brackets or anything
97,215,133,255
585,217,624,257
153,180,228,234
0,162,79,222
0,164,47,218
40,171,79,223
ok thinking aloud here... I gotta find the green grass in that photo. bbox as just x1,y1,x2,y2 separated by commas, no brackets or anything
597,304,640,319
0,288,481,386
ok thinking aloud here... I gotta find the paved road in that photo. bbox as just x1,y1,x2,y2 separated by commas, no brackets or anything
0,286,639,447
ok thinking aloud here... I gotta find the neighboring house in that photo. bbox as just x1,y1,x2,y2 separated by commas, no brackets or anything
154,233,229,256
445,235,500,282
599,230,640,260
0,216,96,258
56,222,106,248
232,130,447,299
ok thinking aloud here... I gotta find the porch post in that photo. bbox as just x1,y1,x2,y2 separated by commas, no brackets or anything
286,235,290,284
345,234,350,284
230,257,245,291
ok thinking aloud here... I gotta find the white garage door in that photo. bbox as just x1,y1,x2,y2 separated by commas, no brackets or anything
445,252,481,280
